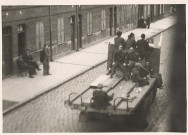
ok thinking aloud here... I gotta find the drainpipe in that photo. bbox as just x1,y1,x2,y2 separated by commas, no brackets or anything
49,6,53,61
75,5,79,51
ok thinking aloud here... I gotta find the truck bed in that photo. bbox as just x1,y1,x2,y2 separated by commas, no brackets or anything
66,74,156,115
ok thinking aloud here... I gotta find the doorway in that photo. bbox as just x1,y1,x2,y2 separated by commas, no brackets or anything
114,7,117,35
71,15,75,50
109,8,113,36
18,24,26,56
2,27,13,76
78,14,82,48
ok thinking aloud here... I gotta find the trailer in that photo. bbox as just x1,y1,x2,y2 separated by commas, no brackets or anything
64,40,161,127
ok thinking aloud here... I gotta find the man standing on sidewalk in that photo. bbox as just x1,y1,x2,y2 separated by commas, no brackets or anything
114,31,126,50
146,15,151,29
40,44,51,76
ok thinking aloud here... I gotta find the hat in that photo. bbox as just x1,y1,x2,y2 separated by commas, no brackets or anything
97,83,103,89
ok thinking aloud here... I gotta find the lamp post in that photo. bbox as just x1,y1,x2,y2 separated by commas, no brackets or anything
49,6,53,61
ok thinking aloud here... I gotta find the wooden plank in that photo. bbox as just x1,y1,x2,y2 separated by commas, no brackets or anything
117,78,156,110
103,75,122,89
108,80,136,105
72,76,122,105
90,74,110,87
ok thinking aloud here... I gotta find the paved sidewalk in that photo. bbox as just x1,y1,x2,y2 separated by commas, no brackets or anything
2,16,176,111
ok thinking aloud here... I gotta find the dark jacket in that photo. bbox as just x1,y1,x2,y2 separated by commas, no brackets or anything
146,17,151,25
132,67,149,86
92,89,112,107
113,50,126,63
40,49,49,63
126,39,137,49
136,39,150,59
22,53,33,64
114,37,126,49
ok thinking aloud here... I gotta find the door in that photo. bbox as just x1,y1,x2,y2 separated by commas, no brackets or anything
109,8,113,36
2,27,12,76
78,14,82,48
18,24,26,56
114,7,117,35
71,15,75,50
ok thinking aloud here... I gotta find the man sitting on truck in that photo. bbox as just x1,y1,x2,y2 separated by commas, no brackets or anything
114,31,127,50
131,63,149,87
91,83,114,108
110,45,129,80
143,62,163,88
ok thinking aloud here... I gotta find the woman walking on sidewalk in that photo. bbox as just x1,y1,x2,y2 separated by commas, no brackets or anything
40,44,51,76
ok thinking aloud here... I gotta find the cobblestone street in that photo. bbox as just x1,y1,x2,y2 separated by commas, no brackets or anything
3,27,176,132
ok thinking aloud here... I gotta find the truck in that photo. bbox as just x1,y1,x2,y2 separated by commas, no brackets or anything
64,39,160,127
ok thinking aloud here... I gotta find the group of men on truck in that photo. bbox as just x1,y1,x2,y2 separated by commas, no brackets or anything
110,31,154,85
91,31,163,108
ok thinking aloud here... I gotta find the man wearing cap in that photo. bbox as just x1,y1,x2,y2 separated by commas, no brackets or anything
110,45,128,80
114,31,126,50
125,33,137,50
92,83,114,108
23,49,41,71
40,44,51,76
136,34,150,65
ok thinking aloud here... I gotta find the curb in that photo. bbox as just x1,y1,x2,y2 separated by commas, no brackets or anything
3,24,176,115
3,60,107,115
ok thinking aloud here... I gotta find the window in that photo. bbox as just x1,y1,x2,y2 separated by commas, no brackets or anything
101,9,106,30
160,5,162,14
148,5,150,15
121,7,124,25
36,22,44,50
57,18,65,44
87,12,92,35
154,5,157,16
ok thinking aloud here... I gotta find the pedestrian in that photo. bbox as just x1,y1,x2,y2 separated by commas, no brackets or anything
40,44,51,76
146,15,151,29
22,49,41,72
138,17,141,28
136,34,150,65
16,55,28,77
91,83,114,108
114,31,126,50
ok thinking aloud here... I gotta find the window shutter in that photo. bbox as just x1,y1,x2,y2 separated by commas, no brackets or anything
57,19,60,44
36,22,40,50
87,13,89,34
61,18,64,43
101,10,103,30
104,10,106,29
40,22,44,49
90,13,92,33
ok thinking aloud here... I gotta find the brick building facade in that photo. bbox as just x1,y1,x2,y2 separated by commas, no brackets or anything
2,5,171,78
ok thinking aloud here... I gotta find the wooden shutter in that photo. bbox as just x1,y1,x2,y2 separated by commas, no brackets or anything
87,13,90,34
36,22,40,50
40,22,44,49
90,13,92,33
57,18,61,44
61,18,64,43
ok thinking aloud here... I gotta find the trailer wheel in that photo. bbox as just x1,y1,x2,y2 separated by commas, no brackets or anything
79,111,95,122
